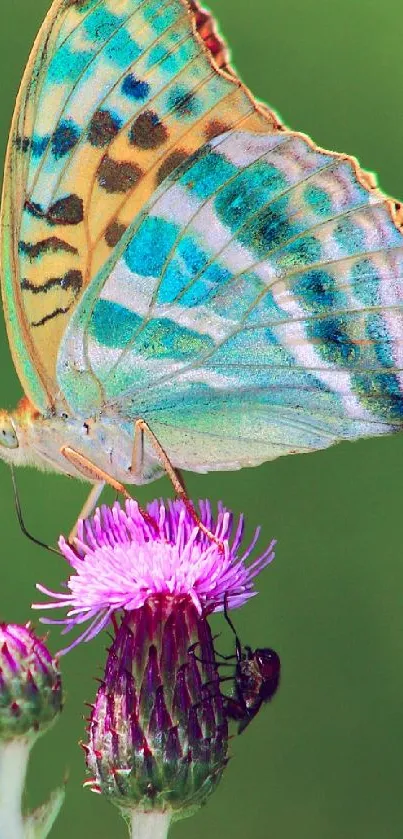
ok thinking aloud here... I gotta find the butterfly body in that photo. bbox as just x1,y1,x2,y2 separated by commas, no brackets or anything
0,401,165,483
1,0,403,505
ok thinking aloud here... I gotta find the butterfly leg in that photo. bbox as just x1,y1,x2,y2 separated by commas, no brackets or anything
61,445,131,496
68,481,105,540
132,419,224,550
60,446,158,535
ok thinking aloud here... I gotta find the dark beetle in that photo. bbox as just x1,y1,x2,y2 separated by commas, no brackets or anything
220,596,281,734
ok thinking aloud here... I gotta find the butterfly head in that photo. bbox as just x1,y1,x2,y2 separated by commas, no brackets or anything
0,398,40,467
0,411,19,454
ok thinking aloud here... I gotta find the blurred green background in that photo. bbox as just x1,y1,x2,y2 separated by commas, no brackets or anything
0,1,403,837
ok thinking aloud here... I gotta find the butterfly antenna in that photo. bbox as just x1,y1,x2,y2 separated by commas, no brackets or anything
10,466,61,556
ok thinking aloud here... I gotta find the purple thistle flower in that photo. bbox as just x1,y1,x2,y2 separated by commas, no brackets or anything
33,499,275,653
31,498,277,826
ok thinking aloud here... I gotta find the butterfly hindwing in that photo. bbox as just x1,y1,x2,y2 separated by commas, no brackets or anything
1,0,273,414
58,129,403,470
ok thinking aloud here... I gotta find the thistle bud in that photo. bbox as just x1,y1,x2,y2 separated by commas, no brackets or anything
86,596,227,822
0,624,64,839
0,623,62,742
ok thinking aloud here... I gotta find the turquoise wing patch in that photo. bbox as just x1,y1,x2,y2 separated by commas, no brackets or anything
58,130,403,470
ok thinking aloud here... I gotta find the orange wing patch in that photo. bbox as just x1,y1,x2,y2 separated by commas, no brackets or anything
1,0,279,410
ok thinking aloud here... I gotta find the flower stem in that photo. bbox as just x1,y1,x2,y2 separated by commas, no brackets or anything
130,812,172,839
0,738,30,839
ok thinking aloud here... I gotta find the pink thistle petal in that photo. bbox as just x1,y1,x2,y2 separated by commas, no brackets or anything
34,499,275,652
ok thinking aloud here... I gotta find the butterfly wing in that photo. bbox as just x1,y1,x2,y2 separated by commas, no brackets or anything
0,0,273,414
58,129,403,470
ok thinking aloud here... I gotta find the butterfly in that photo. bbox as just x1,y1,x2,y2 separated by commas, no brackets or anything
1,0,403,523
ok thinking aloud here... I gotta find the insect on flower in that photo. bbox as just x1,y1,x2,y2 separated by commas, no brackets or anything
219,596,281,734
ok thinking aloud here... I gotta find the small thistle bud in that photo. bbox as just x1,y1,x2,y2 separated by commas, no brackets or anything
0,623,62,742
86,596,227,821
0,624,64,839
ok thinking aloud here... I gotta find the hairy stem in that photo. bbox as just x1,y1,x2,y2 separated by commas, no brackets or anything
130,812,172,839
0,739,30,839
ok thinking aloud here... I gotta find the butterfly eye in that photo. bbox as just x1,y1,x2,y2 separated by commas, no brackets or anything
0,416,19,449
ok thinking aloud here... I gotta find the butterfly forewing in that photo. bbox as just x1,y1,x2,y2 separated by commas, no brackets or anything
1,0,274,414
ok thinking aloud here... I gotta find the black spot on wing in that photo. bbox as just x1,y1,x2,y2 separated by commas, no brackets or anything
15,135,30,153
19,237,78,260
51,120,80,160
97,157,142,193
23,270,83,328
88,110,121,148
129,111,168,150
155,150,189,186
31,306,72,328
21,270,83,296
25,194,84,226
104,221,127,247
